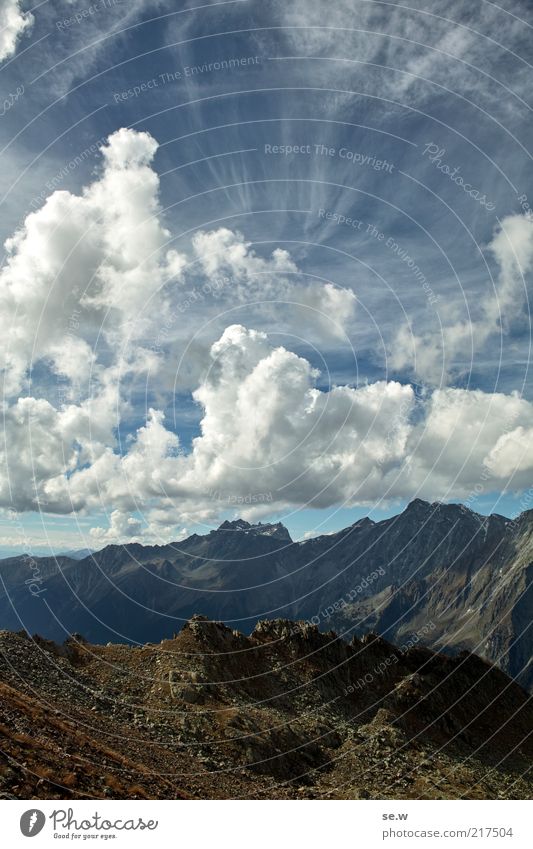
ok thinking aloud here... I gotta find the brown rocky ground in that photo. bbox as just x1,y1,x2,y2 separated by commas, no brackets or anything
0,616,531,800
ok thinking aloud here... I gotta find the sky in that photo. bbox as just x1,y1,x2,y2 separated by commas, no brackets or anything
1,0,533,554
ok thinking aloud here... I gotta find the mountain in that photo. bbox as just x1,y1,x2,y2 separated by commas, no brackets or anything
217,519,293,542
329,502,533,691
0,500,532,689
61,547,95,560
0,619,531,800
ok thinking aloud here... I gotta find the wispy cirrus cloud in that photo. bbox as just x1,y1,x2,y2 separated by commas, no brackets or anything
271,0,533,116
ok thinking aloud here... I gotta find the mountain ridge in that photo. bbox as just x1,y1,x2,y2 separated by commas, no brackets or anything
2,498,518,562
1,499,532,691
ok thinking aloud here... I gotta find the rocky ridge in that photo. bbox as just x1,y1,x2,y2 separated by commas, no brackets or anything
0,617,532,800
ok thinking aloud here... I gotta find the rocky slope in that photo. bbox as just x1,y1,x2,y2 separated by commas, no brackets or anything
0,618,532,800
0,501,532,690
330,504,533,691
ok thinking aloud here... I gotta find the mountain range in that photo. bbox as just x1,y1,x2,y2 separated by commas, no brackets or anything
1,500,532,690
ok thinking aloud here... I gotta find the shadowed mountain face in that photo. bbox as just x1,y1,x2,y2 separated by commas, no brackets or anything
0,620,532,800
0,503,532,690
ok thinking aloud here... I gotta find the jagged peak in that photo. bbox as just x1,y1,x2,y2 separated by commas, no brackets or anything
513,506,533,526
402,498,484,519
351,516,375,529
402,498,433,514
217,519,252,532
216,519,292,542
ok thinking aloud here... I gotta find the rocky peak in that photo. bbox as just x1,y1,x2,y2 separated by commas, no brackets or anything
182,614,239,648
216,519,292,543
252,618,320,642
217,519,251,532
400,498,488,526
402,497,432,514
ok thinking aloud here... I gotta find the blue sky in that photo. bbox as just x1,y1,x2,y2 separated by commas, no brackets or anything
1,0,533,553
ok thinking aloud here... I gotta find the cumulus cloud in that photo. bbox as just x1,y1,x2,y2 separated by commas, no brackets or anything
89,507,188,546
402,387,533,497
5,324,533,540
178,325,414,508
0,127,183,397
176,329,533,508
0,127,355,400
90,509,143,545
0,0,33,62
0,380,120,513
485,426,533,477
188,227,357,341
391,214,533,383
192,227,297,284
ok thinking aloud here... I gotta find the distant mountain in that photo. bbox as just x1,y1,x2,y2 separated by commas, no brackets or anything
61,547,96,560
0,500,532,689
0,620,532,799
217,519,292,542
0,546,96,561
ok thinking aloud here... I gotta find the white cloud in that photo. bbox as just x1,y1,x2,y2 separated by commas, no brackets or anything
0,0,33,62
0,128,355,401
188,227,357,341
487,213,533,328
0,127,183,398
174,329,533,508
0,126,361,543
5,324,533,540
402,387,533,498
485,426,533,477
178,325,414,508
89,505,188,546
391,214,533,383
89,509,143,544
0,380,119,513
